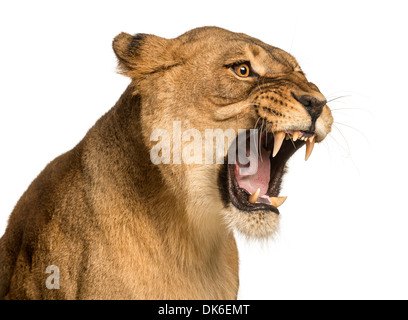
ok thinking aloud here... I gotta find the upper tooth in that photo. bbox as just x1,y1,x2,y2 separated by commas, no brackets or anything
270,196,287,208
272,131,285,157
248,188,261,204
305,135,315,161
292,131,300,141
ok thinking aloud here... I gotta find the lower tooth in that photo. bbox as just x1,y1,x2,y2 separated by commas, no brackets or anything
270,196,287,208
249,188,261,204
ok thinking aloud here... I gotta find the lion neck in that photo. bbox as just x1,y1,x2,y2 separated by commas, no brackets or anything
85,84,231,267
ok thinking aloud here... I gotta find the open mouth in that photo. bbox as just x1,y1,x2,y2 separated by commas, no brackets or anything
221,130,316,214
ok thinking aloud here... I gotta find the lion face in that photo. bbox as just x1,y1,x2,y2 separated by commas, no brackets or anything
113,27,333,238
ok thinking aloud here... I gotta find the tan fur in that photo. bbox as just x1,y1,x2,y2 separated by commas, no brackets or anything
0,27,332,299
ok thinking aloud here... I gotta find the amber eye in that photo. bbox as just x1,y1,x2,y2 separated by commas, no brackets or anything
234,63,250,77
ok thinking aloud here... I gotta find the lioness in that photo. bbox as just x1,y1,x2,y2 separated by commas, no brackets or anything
0,27,333,299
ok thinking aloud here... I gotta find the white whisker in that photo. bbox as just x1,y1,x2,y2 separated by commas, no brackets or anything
326,95,352,103
333,121,370,146
331,124,351,156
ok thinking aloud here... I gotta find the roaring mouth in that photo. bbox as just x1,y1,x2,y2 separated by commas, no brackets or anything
223,130,316,214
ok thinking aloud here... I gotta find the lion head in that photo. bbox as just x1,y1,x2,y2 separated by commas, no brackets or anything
112,26,333,239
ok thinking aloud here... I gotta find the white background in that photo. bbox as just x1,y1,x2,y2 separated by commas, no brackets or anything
1,0,407,299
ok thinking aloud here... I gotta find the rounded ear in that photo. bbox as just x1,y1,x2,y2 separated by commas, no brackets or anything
112,32,138,71
112,32,179,78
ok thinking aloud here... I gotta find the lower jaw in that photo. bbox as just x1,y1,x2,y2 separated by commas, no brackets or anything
218,138,305,215
227,163,281,214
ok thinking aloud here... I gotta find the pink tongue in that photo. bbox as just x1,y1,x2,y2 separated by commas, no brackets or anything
235,147,270,196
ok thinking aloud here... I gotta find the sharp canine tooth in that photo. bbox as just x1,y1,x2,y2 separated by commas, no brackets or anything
270,196,287,208
249,188,261,204
292,131,299,141
305,135,315,161
273,131,285,157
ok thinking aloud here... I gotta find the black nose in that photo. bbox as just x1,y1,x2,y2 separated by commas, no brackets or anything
291,92,326,119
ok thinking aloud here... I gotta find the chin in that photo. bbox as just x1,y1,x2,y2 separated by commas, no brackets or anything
221,203,281,239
